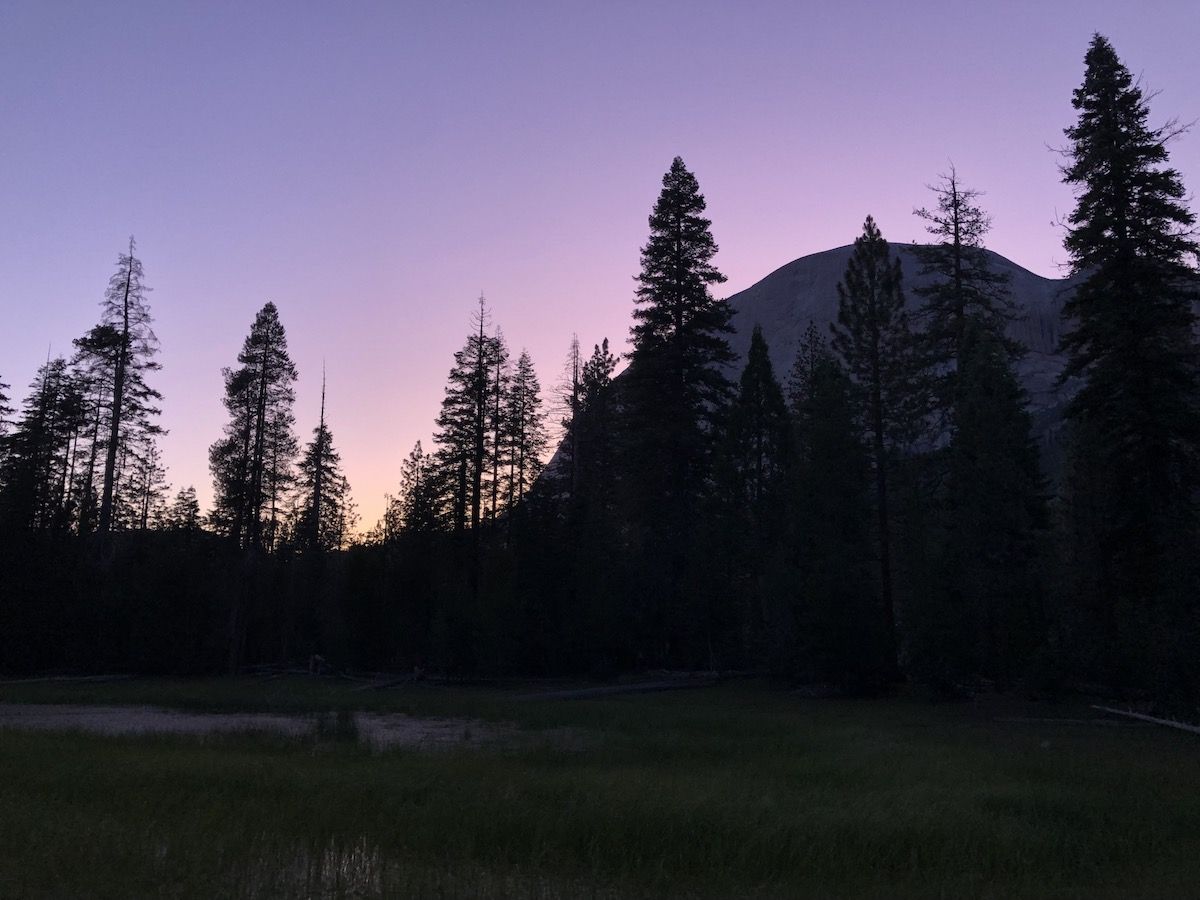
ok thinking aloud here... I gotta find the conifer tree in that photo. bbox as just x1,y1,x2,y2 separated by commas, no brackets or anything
125,436,169,530
727,325,789,512
715,326,790,666
261,405,299,551
90,238,161,535
208,302,298,551
335,475,358,547
906,170,1046,688
0,358,85,531
1057,34,1200,684
623,157,735,663
294,372,351,552
558,335,583,499
830,216,918,673
576,339,618,496
561,338,623,670
582,340,617,409
626,156,735,504
912,168,1018,423
953,325,1045,673
433,297,505,533
165,486,202,531
555,338,618,525
64,358,113,534
398,441,439,534
786,322,826,412
505,349,548,509
486,328,511,521
783,338,880,688
909,322,1047,689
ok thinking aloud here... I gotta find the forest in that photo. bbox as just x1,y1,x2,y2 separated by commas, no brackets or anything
1,35,1197,703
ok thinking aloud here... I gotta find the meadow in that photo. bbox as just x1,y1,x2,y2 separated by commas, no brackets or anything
1,678,1197,898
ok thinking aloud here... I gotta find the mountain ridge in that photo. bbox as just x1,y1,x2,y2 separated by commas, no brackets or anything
723,242,1080,444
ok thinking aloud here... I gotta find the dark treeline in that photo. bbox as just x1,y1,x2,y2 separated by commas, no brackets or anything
2,35,1198,701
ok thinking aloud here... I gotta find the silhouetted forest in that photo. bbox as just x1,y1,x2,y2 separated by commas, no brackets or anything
2,35,1197,701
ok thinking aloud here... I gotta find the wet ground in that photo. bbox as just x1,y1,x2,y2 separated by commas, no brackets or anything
0,703,567,750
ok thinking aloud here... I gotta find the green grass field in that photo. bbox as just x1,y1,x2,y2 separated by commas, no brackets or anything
1,678,1197,898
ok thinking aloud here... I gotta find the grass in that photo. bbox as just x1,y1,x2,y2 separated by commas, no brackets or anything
1,679,1199,898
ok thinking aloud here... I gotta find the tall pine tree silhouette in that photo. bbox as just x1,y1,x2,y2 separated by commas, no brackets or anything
92,238,161,536
727,324,789,514
624,156,734,664
830,216,917,675
785,336,879,688
504,349,548,511
295,367,351,551
0,358,83,531
912,167,1018,424
208,302,298,551
1058,34,1200,686
433,296,505,535
907,170,1046,689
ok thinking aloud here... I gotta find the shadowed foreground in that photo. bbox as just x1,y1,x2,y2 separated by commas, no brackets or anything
1,680,1198,898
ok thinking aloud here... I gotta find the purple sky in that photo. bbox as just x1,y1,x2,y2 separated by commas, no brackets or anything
2,1,1197,528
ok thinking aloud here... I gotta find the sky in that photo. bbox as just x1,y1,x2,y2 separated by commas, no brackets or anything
1,0,1197,528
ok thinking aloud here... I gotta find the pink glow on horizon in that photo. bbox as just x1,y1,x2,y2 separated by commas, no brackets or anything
1,2,1197,529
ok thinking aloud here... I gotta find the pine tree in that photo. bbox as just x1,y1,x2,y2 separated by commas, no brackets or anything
727,325,789,513
557,335,583,499
124,435,169,530
261,405,299,551
623,156,735,665
829,216,918,673
954,325,1046,676
558,338,618,525
561,338,622,670
0,358,86,531
714,326,790,666
786,321,826,412
504,349,548,510
582,341,617,407
64,357,112,534
912,167,1018,423
208,302,298,551
576,339,618,496
293,372,351,552
71,295,164,534
90,238,161,535
165,486,202,531
905,170,1047,689
399,441,439,534
1057,34,1200,686
626,156,734,504
335,475,358,548
909,322,1047,689
783,339,880,688
433,297,505,533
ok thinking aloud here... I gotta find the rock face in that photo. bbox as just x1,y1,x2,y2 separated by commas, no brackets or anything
724,243,1080,451
542,243,1079,487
